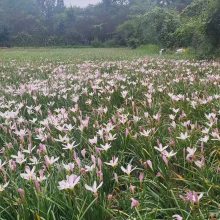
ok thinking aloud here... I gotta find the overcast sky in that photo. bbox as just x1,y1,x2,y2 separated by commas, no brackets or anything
64,0,101,7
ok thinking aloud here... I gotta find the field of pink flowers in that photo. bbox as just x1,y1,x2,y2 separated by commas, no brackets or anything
0,55,219,219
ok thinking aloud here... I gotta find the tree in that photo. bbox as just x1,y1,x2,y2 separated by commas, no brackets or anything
0,26,10,47
56,0,65,12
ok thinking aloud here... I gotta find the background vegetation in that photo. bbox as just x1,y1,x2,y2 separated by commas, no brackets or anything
0,0,219,57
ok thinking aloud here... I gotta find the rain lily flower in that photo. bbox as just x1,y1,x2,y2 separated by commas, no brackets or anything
200,135,209,143
63,163,75,172
131,198,140,208
62,141,78,151
104,156,118,168
54,134,70,143
121,164,136,176
180,191,203,205
58,174,80,190
20,166,36,181
186,147,197,162
0,159,6,171
29,156,40,165
194,156,205,168
172,214,183,220
17,188,25,200
0,182,9,192
89,136,98,145
140,129,151,137
44,155,59,167
100,143,112,151
139,172,144,183
154,143,169,153
177,132,190,140
81,149,86,158
85,181,103,196
146,160,153,170
11,151,26,165
129,184,136,193
85,164,96,172
163,150,177,159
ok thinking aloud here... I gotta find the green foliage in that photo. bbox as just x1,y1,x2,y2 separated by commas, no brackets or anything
0,48,219,219
0,26,10,47
139,7,180,47
116,7,180,48
172,0,220,57
138,44,160,54
0,0,219,57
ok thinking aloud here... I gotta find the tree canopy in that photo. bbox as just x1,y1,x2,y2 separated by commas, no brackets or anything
0,0,219,56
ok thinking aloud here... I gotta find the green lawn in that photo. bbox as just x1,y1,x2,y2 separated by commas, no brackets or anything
0,47,156,62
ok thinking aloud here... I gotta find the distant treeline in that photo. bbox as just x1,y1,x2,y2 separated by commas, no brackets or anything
0,0,219,57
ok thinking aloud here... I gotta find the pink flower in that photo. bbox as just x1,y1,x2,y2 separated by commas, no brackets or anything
44,155,59,167
58,174,80,190
129,184,136,194
172,214,183,220
186,147,197,162
194,156,205,168
81,149,86,158
11,151,26,165
131,198,140,208
146,160,153,170
139,172,144,183
17,188,25,200
20,166,36,181
180,191,203,205
89,136,97,145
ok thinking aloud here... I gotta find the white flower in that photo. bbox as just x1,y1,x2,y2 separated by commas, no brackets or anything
28,156,40,165
58,174,80,190
62,141,78,151
0,159,6,170
85,181,103,194
140,129,151,137
54,134,70,143
44,156,59,167
200,135,209,143
163,150,177,159
121,164,136,175
100,143,112,151
11,151,26,165
89,136,98,145
85,164,96,172
63,163,75,172
177,132,189,140
0,182,9,192
104,157,118,168
186,147,197,161
154,144,169,153
20,166,36,181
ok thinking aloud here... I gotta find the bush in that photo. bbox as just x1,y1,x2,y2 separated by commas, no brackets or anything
12,32,33,46
173,0,220,57
0,26,10,47
127,37,140,49
91,39,103,48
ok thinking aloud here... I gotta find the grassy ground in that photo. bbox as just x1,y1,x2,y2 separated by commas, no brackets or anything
0,47,155,62
0,48,219,220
